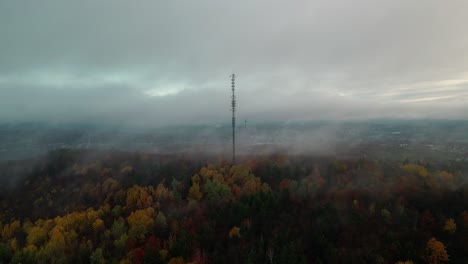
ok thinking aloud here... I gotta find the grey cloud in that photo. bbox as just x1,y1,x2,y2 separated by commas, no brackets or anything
1,0,467,125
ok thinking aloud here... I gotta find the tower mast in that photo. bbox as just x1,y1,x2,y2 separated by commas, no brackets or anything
231,73,236,164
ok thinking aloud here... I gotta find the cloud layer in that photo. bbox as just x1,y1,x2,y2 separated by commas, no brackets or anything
1,0,467,125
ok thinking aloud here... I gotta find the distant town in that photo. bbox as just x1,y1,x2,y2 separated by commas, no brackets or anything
1,120,467,162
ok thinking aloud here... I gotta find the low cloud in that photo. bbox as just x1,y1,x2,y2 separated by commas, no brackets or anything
1,0,467,126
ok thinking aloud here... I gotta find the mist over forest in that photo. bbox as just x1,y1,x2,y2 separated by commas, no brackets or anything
1,120,467,263
2,0,468,263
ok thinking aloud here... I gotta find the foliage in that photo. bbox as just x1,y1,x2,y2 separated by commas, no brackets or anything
127,208,155,241
443,218,456,234
126,185,154,210
90,248,106,264
156,211,167,229
424,238,449,264
1,151,467,263
204,179,232,202
25,226,47,246
401,164,429,177
228,226,241,238
188,182,203,201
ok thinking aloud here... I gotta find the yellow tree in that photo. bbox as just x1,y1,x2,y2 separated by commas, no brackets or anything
443,218,456,234
126,185,153,210
228,226,241,238
44,225,67,256
102,178,121,195
243,178,263,195
1,220,21,239
199,167,225,184
92,219,105,233
127,208,155,241
26,226,48,246
154,182,172,200
424,238,449,264
230,164,253,185
188,182,203,201
401,164,429,177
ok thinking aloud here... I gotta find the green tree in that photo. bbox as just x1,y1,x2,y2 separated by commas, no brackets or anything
204,179,232,202
90,248,106,264
111,218,127,239
156,212,167,229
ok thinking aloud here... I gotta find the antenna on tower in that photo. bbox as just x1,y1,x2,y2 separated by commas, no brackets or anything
231,73,236,164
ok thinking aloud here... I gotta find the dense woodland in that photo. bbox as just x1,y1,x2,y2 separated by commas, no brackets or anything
0,149,467,263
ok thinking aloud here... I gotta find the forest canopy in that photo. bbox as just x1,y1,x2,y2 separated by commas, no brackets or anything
0,149,467,263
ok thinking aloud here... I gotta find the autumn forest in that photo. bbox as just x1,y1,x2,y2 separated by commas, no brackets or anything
0,149,466,264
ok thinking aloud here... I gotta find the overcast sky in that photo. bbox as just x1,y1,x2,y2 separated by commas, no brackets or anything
1,0,467,126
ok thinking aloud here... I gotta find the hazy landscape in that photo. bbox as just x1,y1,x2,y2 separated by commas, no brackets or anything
1,120,467,263
2,120,468,160
1,0,468,263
